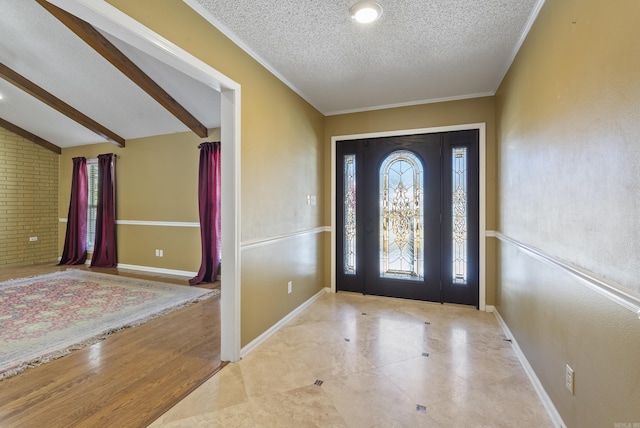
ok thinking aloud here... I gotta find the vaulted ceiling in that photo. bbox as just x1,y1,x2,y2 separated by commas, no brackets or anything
0,0,221,151
0,0,543,153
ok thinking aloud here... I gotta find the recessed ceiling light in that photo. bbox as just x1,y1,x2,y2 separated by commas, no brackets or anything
350,1,383,24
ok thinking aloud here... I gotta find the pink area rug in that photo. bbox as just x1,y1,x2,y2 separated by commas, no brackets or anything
0,270,218,380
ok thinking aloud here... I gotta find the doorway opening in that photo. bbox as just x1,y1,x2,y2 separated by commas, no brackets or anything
67,0,242,361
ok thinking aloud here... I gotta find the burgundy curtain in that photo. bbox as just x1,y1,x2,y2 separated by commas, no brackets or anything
190,142,221,285
60,157,88,265
90,153,117,268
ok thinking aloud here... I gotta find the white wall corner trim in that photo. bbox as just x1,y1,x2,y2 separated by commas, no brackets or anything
240,287,330,357
493,309,567,428
493,0,547,93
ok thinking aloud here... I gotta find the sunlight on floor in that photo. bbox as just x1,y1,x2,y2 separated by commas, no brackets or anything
150,292,553,427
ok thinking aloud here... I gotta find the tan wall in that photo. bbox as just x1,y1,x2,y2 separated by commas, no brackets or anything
495,0,640,425
0,126,58,267
107,0,326,346
59,129,219,272
325,97,498,304
241,233,324,343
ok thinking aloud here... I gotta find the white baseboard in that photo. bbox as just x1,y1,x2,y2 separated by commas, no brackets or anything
116,263,196,278
241,287,330,358
485,304,496,313
58,257,196,278
493,309,566,428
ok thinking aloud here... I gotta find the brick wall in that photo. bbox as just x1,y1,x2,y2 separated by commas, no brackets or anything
0,126,59,267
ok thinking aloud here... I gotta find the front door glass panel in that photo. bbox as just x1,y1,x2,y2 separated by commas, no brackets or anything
343,154,357,275
379,150,424,280
452,147,468,284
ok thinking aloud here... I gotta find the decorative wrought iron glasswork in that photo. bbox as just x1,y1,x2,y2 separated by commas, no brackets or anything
379,150,424,280
452,147,468,284
343,154,357,275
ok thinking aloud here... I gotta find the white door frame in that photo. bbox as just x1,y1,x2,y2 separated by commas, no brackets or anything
50,0,242,361
331,123,487,311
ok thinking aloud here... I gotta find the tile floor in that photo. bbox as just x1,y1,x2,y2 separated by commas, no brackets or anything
149,291,553,427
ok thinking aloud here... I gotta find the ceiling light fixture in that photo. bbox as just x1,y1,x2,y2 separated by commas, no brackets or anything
350,1,383,24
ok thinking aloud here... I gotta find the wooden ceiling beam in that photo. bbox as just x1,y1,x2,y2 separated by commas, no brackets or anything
36,0,209,139
0,63,125,147
0,117,62,154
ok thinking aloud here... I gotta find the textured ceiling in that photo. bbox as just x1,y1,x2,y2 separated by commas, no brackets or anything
187,0,543,115
0,0,543,148
0,0,220,148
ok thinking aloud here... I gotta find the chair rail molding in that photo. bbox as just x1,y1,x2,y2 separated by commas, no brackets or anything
488,230,640,319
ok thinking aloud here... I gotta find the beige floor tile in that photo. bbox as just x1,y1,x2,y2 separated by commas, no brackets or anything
424,395,510,428
428,340,524,388
321,368,441,427
249,384,348,428
152,402,256,428
295,340,376,381
213,403,257,428
328,311,422,341
278,320,348,350
238,347,317,399
149,292,552,428
287,295,362,326
482,373,555,426
257,320,347,355
426,374,554,428
351,326,428,368
155,363,249,424
378,355,472,406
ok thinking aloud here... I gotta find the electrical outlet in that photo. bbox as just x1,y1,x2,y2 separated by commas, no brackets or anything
287,281,292,294
566,364,574,394
155,249,164,257
29,236,38,242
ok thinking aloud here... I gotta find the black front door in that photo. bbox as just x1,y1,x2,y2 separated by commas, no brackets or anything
336,130,479,307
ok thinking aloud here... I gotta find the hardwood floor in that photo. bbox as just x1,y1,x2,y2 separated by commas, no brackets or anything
0,263,222,428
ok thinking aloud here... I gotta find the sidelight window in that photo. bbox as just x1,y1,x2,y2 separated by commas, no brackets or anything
452,147,468,284
343,154,357,275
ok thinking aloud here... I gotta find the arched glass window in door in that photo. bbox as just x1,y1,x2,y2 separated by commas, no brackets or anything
379,150,424,280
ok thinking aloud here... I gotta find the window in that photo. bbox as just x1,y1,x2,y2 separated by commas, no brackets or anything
86,159,98,252
343,154,357,275
451,147,468,284
379,150,424,280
